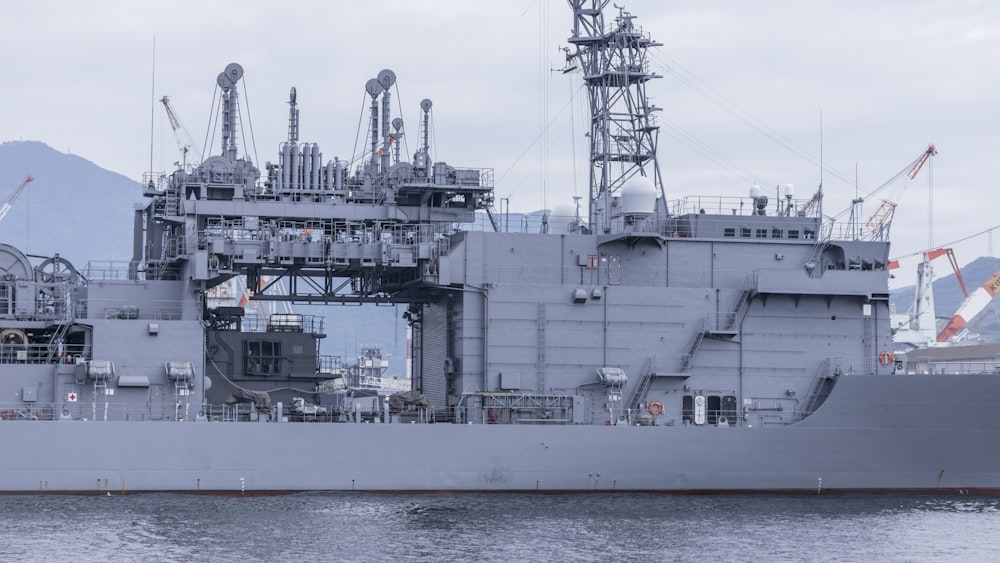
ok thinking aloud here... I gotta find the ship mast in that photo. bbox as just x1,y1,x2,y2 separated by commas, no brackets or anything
217,63,243,162
568,0,665,234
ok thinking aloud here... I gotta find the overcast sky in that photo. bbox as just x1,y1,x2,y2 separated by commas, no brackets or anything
2,0,998,288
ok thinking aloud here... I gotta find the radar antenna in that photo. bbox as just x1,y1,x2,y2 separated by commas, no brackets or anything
567,0,665,234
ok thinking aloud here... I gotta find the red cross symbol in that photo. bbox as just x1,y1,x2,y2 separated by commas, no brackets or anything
67,392,78,402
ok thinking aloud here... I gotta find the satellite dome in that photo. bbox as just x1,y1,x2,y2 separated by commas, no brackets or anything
620,176,656,216
549,204,576,233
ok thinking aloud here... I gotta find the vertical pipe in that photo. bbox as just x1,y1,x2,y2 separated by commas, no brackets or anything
312,143,323,191
281,143,291,191
290,143,299,190
381,89,391,174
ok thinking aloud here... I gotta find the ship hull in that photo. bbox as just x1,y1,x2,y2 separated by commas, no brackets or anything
3,374,998,494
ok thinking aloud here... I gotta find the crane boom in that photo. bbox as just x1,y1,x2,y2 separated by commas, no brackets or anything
831,145,937,226
857,144,937,240
937,268,1000,342
0,175,33,224
160,96,201,167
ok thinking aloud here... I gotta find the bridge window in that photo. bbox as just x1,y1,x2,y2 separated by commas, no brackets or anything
245,340,282,376
788,230,799,239
724,227,735,237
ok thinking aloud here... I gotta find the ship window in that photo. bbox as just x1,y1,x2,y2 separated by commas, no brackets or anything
804,229,815,239
741,227,751,238
245,340,282,376
682,395,693,423
707,395,721,425
724,228,735,238
771,228,782,238
721,395,737,426
755,229,767,238
788,229,799,239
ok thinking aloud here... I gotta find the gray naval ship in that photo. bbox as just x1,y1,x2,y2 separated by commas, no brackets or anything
1,1,998,494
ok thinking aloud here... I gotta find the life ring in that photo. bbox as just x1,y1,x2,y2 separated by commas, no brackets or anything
879,351,895,365
646,401,664,416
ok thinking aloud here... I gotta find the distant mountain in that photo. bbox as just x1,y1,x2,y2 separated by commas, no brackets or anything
891,255,1000,343
0,141,138,266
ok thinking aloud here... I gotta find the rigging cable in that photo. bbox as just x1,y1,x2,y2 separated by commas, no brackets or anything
239,76,260,167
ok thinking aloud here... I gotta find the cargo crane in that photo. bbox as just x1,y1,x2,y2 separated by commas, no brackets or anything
0,175,33,224
937,268,1000,343
889,247,967,350
160,96,201,168
837,144,936,241
863,144,936,240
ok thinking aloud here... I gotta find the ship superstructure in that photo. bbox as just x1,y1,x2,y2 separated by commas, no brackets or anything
0,1,996,494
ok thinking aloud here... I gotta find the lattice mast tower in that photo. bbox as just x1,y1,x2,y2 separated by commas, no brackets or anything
568,0,666,233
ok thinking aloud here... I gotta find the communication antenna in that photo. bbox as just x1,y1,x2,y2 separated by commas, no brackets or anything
567,1,664,234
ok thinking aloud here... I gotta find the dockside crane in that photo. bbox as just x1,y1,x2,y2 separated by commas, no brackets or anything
0,175,34,224
160,96,201,168
863,144,936,239
889,247,967,349
937,268,1000,343
837,144,937,241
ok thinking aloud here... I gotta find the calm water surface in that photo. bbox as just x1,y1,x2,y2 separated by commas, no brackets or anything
0,493,997,562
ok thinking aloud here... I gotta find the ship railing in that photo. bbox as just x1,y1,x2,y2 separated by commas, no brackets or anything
79,296,188,321
0,401,199,422
821,220,892,243
0,343,86,365
84,260,136,281
353,375,411,391
102,305,184,321
239,313,325,335
905,360,1000,375
317,354,345,375
393,166,495,189
668,195,823,219
0,400,431,424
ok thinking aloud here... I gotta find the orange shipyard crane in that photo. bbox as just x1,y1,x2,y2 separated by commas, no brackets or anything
937,268,1000,343
830,145,936,242
863,145,936,240
889,247,967,350
0,175,33,224
887,247,968,295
